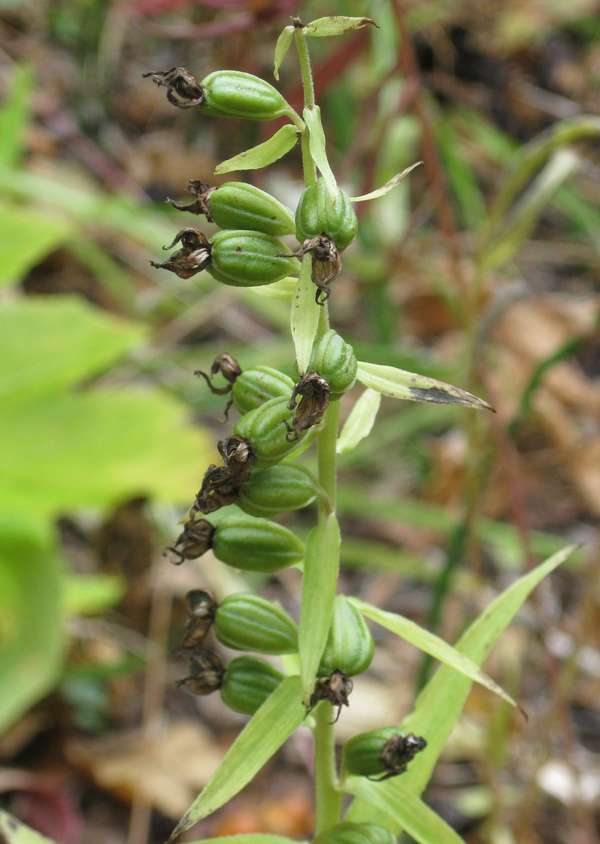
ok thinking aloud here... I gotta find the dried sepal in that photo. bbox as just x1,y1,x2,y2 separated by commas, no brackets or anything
371,733,428,781
287,372,330,439
143,66,204,109
176,649,225,696
181,590,218,649
151,228,211,279
166,517,215,564
288,236,341,303
167,180,215,217
308,670,353,724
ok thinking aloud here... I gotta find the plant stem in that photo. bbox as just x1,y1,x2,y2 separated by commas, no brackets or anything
314,700,342,833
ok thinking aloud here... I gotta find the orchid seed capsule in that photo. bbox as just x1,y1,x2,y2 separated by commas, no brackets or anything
318,596,374,678
295,178,358,252
214,593,298,654
232,367,294,415
220,656,283,715
342,728,427,781
209,230,299,288
234,395,307,467
213,513,304,573
313,823,397,844
238,464,319,518
310,329,357,399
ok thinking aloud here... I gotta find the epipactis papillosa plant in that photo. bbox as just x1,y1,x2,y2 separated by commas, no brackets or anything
145,16,573,844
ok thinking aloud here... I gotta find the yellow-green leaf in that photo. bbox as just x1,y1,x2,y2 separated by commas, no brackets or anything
303,106,337,196
290,254,320,374
304,16,377,37
273,26,294,80
337,389,381,455
351,162,422,202
215,125,299,175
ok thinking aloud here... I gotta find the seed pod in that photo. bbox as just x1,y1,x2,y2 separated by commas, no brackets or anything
171,181,295,237
342,728,427,780
232,367,294,415
319,596,374,678
234,396,306,467
176,649,225,696
313,823,396,844
209,230,299,288
238,464,318,517
213,512,304,573
220,656,283,715
145,67,290,120
215,593,298,654
296,178,358,252
310,329,357,399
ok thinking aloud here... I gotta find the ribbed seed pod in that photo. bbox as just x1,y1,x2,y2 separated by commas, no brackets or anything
319,596,374,678
238,464,319,517
215,593,298,654
342,728,427,780
295,179,358,251
234,396,305,467
209,230,299,288
310,329,357,399
313,823,396,844
212,512,304,573
232,367,294,415
220,656,283,715
209,182,295,236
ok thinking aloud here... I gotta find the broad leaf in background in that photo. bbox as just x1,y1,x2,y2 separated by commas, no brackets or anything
0,296,145,408
346,546,576,829
357,361,492,410
64,574,125,616
273,26,294,80
350,162,422,202
0,518,64,734
304,16,377,37
303,106,337,195
0,811,57,844
214,125,299,175
0,204,71,287
349,599,516,706
169,677,306,841
337,389,381,455
290,255,320,374
299,513,341,702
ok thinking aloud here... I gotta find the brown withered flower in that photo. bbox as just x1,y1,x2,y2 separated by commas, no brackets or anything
150,228,211,279
287,372,330,439
308,670,353,724
181,590,218,650
192,464,241,514
167,180,215,218
176,649,225,696
143,67,204,109
291,236,341,304
370,733,428,782
218,435,254,480
195,353,242,419
166,517,215,564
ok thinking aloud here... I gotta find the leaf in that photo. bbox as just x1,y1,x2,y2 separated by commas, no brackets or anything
290,254,320,374
349,598,516,707
169,676,306,840
345,546,576,828
299,513,341,703
343,779,465,844
0,811,57,844
350,162,422,202
245,275,297,301
0,518,65,734
214,125,299,175
64,574,125,616
189,837,300,844
0,296,145,408
273,26,294,80
0,203,71,287
337,389,381,455
304,16,378,37
0,388,212,517
0,64,34,168
356,361,492,411
303,106,337,196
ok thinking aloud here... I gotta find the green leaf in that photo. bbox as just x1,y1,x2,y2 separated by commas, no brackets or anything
0,518,65,734
303,106,337,196
346,546,576,828
290,255,320,374
273,26,294,80
349,598,516,707
0,388,212,517
0,64,34,168
0,203,71,287
304,16,377,37
214,125,299,175
343,779,465,844
0,296,145,408
337,389,381,455
0,811,57,844
299,513,341,703
356,361,492,411
169,676,306,840
64,574,125,616
189,837,301,844
350,162,422,202
245,275,297,301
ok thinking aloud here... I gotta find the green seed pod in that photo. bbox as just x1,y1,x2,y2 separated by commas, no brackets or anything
209,182,295,236
220,655,283,715
310,329,357,399
238,464,318,517
234,396,305,467
232,367,294,415
213,512,304,573
215,593,298,654
295,179,358,252
319,596,374,678
342,728,427,780
209,230,299,288
313,823,396,844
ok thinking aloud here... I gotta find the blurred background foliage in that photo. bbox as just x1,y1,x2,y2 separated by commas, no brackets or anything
0,0,599,842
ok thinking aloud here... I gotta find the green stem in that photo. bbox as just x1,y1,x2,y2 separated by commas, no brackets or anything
314,700,342,833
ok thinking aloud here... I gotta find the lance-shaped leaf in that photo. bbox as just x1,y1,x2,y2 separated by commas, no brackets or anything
351,162,422,202
0,811,57,844
299,514,341,703
349,598,516,707
273,25,294,80
169,677,306,841
337,389,381,455
356,361,492,411
303,106,337,196
304,16,377,37
291,254,320,373
214,125,299,175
